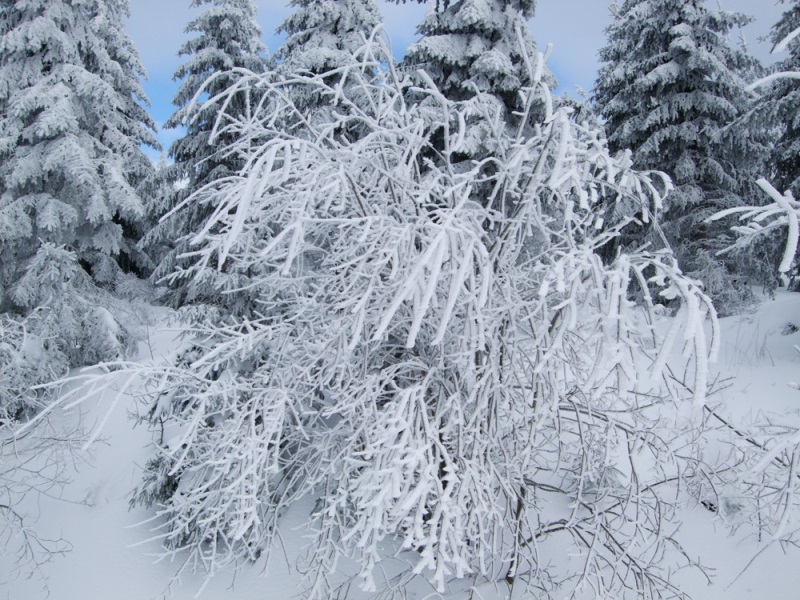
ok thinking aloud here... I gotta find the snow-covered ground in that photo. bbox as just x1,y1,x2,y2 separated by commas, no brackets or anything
4,293,800,600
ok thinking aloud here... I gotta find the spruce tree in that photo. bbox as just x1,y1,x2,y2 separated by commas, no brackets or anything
593,0,769,312
0,0,157,292
769,0,800,197
272,0,382,143
277,0,381,78
393,0,554,206
400,0,552,116
143,0,267,310
0,0,158,383
406,1,542,98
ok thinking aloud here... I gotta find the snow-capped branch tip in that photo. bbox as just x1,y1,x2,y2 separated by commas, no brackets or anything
746,71,800,93
773,25,800,55
755,179,799,273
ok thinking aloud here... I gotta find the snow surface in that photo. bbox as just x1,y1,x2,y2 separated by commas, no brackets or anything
5,294,800,600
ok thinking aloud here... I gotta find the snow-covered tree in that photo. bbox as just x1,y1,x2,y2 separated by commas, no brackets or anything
767,1,800,198
123,35,723,599
0,0,158,290
0,0,155,579
400,0,547,107
0,0,157,382
262,0,385,158
277,0,381,72
276,0,381,114
391,0,555,212
594,0,770,313
142,0,267,310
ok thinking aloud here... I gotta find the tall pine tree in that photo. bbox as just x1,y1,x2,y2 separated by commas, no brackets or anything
0,0,157,293
594,0,769,312
392,0,554,207
0,0,158,380
403,0,552,127
769,0,800,197
277,0,381,78
274,0,382,136
143,0,267,310
402,0,545,104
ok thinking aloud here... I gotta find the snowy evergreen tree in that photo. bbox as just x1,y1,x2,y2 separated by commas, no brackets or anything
391,0,554,208
0,0,158,292
277,0,381,71
767,1,800,197
142,0,267,310
125,35,722,599
0,0,157,395
593,0,769,313
269,0,383,148
400,0,546,108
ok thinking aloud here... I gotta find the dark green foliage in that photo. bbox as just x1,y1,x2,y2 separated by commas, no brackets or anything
768,1,800,197
142,0,267,311
594,0,771,313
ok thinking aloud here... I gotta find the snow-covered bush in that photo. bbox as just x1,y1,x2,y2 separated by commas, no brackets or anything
14,245,134,364
0,314,59,424
1,244,137,423
131,35,719,598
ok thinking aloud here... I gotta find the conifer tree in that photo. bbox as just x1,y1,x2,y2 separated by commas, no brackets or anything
402,0,552,114
593,0,769,313
271,0,383,144
277,0,381,80
0,0,157,292
143,0,267,310
393,0,554,193
0,0,158,384
401,0,544,104
768,0,800,197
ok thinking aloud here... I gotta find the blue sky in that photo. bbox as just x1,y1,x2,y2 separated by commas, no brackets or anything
126,0,785,157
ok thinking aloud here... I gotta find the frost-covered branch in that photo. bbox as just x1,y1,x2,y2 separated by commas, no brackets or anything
709,178,799,274
1,409,86,586
118,32,721,599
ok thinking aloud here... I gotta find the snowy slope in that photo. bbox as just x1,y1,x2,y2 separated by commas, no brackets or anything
4,293,800,600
